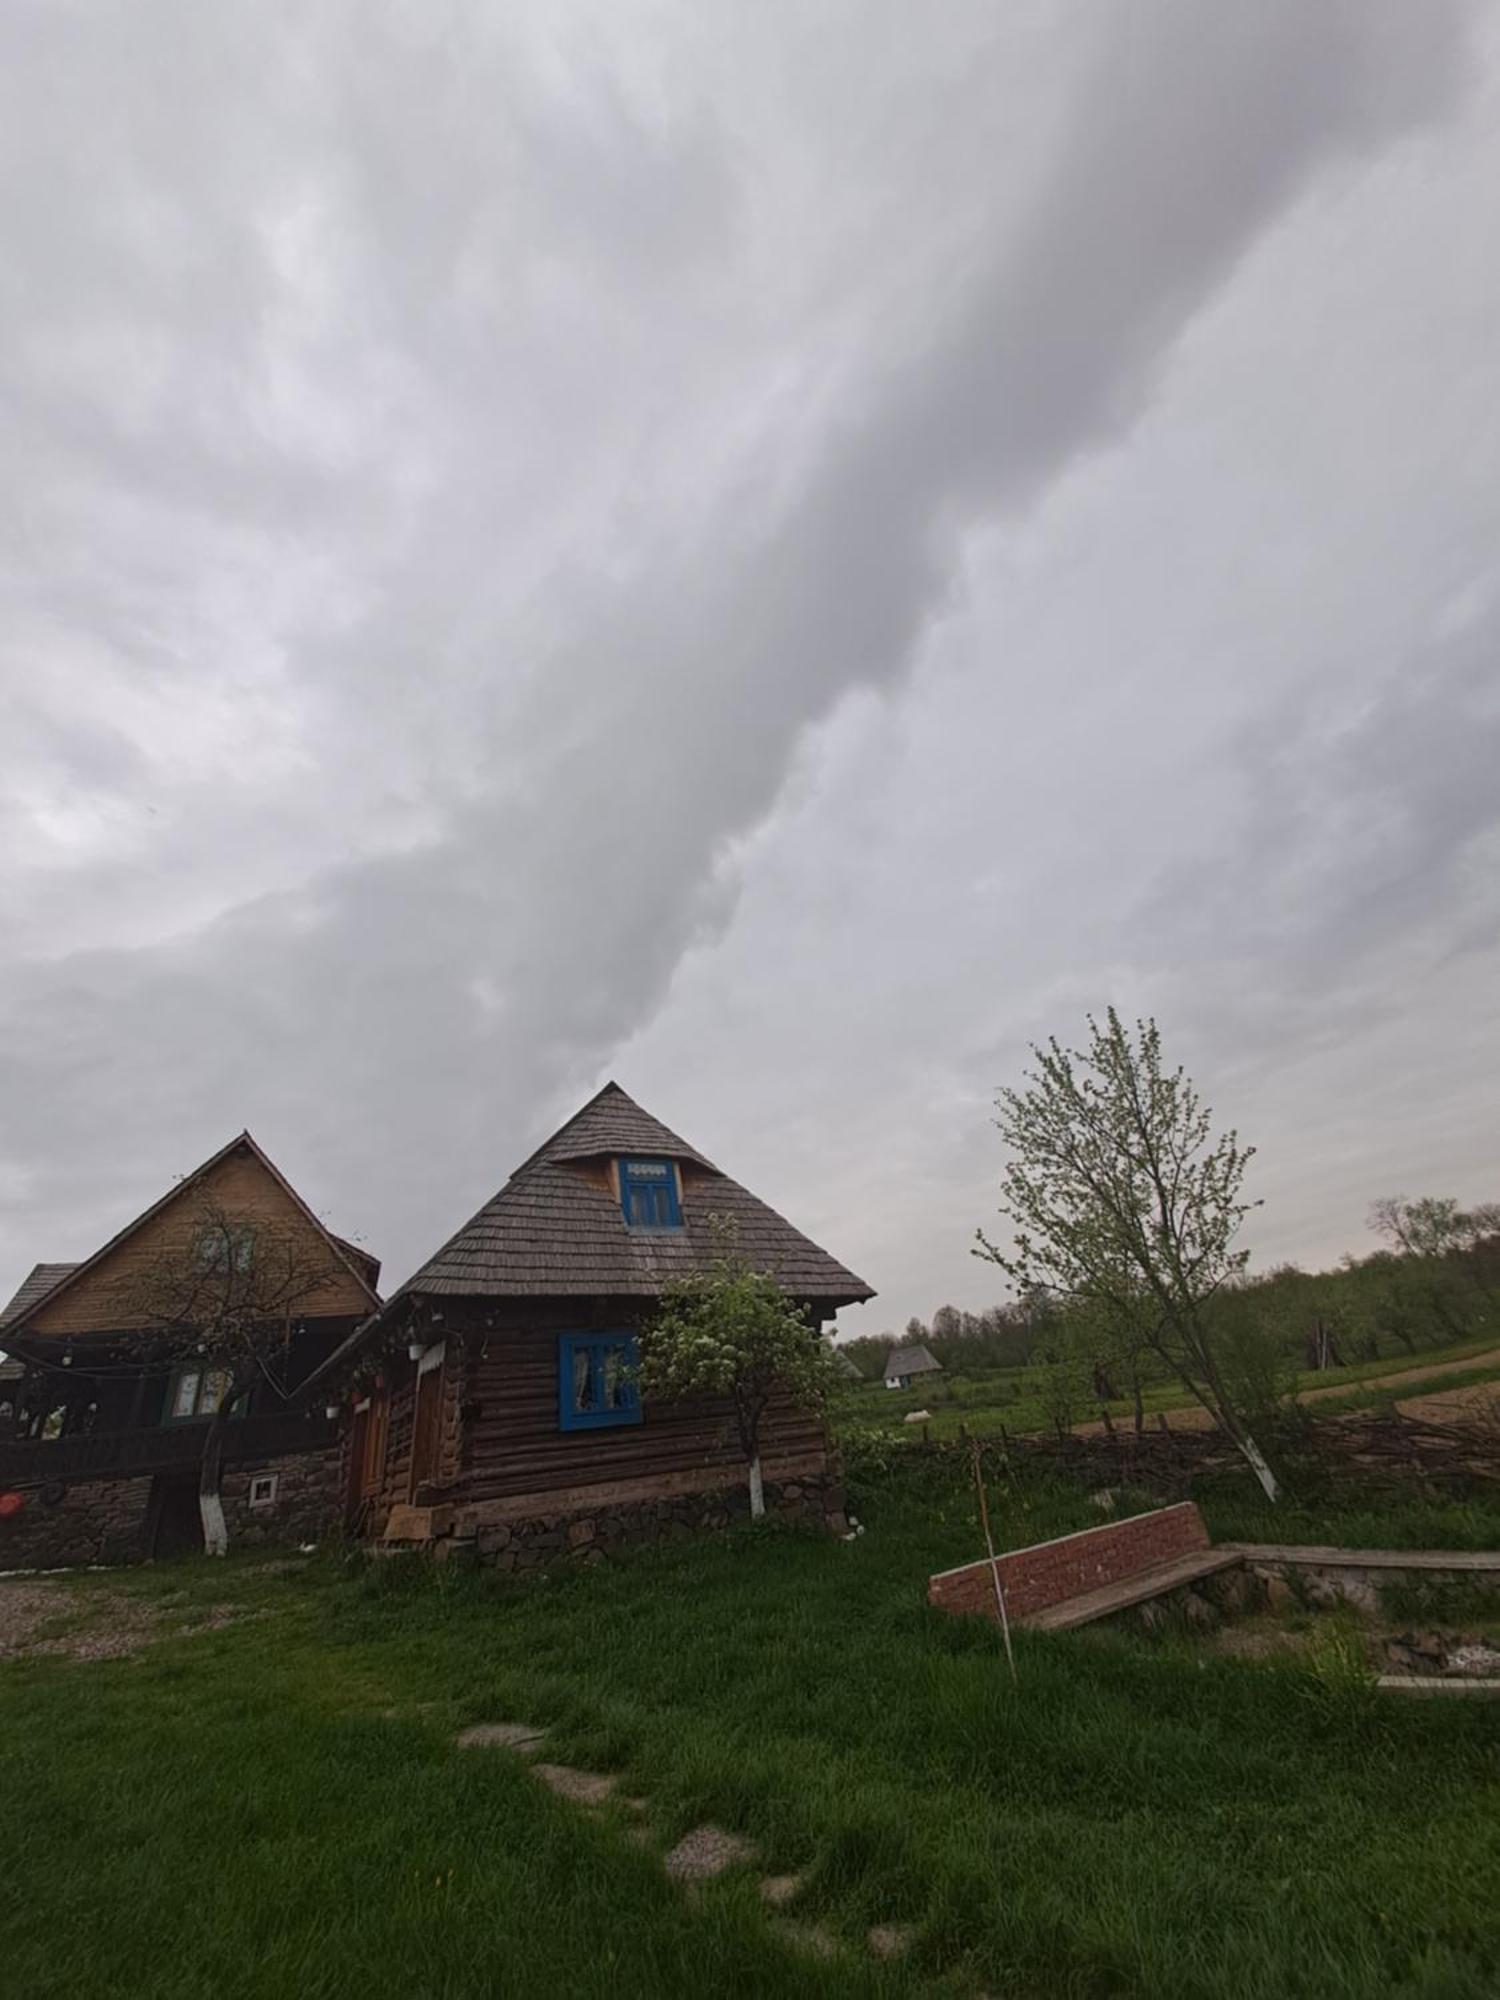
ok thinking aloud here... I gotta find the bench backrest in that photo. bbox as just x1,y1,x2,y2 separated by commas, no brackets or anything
928,1501,1211,1622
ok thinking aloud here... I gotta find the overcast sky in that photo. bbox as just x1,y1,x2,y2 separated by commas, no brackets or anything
3,3,1498,1341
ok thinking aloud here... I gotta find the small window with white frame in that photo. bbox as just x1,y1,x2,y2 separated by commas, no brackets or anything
248,1474,278,1510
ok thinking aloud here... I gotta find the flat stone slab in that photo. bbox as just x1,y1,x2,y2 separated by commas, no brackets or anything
663,1824,756,1883
867,1924,913,1958
534,1763,618,1805
759,1874,803,1908
455,1723,547,1753
779,1921,840,1960
1377,1675,1500,1696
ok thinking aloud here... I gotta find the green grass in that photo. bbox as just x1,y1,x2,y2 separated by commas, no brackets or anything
1296,1362,1500,1420
4,1469,1500,1999
836,1331,1500,1443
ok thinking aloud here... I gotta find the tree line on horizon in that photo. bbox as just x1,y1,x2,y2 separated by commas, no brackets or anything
842,1193,1500,1387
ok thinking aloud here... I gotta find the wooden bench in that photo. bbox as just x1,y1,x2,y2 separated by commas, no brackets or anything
928,1501,1234,1631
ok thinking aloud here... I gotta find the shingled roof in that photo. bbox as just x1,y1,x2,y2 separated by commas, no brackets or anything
0,1262,80,1334
400,1082,874,1305
884,1341,942,1379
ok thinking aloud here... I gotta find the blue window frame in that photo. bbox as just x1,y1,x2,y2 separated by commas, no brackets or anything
558,1333,642,1431
619,1156,682,1229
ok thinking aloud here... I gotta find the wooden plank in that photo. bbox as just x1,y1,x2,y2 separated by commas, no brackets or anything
29,1147,374,1336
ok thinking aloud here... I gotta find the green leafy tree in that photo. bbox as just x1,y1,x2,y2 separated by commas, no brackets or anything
1367,1196,1496,1344
639,1232,841,1519
1369,1195,1498,1260
976,1009,1282,1501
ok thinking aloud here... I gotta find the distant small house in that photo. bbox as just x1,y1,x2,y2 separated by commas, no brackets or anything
883,1342,942,1391
313,1081,875,1563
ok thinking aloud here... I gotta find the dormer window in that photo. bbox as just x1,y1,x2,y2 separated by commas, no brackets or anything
619,1156,682,1229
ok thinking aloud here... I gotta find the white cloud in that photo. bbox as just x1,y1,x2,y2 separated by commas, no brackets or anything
1,1,1495,1339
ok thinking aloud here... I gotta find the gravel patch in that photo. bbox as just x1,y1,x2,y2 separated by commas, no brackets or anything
0,1580,259,1662
0,1581,155,1661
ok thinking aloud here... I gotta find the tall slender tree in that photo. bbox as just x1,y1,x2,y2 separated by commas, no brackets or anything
976,1009,1281,1501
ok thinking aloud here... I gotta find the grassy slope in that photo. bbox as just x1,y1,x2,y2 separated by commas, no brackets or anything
4,1472,1500,2000
839,1332,1500,1441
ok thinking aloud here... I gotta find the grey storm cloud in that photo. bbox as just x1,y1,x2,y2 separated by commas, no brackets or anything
1138,612,1500,977
1,1,1493,1315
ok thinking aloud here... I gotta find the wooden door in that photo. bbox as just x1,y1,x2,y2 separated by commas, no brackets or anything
347,1392,390,1525
150,1476,205,1559
409,1362,444,1498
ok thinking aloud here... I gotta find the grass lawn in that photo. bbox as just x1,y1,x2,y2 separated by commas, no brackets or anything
1296,1362,1500,1420
837,1332,1500,1442
3,1469,1500,1999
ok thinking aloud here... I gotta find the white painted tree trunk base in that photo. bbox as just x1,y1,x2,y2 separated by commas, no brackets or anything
200,1492,229,1557
748,1455,765,1520
1239,1434,1280,1504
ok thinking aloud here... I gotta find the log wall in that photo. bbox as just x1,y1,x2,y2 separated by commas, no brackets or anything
453,1299,829,1516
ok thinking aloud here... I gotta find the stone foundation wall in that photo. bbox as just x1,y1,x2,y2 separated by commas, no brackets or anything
0,1445,344,1571
0,1475,154,1570
446,1475,847,1570
220,1446,343,1548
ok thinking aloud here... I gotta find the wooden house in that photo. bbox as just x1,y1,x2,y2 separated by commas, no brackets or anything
883,1341,942,1390
0,1134,381,1567
316,1083,874,1565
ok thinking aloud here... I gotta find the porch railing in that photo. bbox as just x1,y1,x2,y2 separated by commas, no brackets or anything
0,1412,338,1487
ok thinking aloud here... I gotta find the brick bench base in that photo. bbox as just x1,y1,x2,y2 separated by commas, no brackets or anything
928,1501,1212,1625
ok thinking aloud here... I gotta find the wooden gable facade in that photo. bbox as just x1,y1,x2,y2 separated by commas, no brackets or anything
326,1083,873,1563
0,1134,381,1568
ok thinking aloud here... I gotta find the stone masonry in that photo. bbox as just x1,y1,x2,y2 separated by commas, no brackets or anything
443,1475,847,1570
0,1445,343,1571
0,1475,155,1571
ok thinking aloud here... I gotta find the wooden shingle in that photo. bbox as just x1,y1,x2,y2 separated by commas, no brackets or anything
400,1082,873,1306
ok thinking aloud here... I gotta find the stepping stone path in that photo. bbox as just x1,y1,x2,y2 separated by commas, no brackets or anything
866,1924,912,1959
533,1763,618,1807
455,1723,546,1753
759,1874,803,1908
453,1722,914,1970
663,1824,756,1884
779,1921,841,1961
